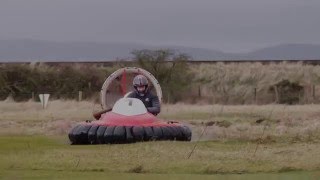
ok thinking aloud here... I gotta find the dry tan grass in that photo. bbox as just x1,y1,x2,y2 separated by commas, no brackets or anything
161,103,320,141
1,100,320,143
0,100,96,135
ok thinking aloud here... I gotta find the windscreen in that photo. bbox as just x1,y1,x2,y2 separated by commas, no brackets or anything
112,98,147,116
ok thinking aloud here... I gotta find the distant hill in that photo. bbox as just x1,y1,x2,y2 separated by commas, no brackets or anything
0,39,319,62
244,44,320,60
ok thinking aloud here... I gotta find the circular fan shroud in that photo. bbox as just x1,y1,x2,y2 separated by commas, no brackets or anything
100,67,162,109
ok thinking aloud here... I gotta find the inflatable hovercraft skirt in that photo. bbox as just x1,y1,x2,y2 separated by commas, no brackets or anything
69,98,191,144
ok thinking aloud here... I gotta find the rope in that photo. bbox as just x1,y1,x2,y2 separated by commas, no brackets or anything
187,125,208,159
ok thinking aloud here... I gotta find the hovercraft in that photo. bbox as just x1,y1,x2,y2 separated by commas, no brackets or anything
68,67,192,144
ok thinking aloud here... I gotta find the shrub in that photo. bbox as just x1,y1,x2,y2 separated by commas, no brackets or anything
269,79,304,104
132,49,193,103
0,64,109,101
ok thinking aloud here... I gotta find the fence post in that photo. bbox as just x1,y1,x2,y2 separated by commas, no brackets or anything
32,92,35,101
78,91,83,101
313,84,316,101
274,86,279,103
254,87,257,104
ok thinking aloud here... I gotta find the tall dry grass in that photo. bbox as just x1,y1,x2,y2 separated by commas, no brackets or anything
192,62,320,104
2,62,320,104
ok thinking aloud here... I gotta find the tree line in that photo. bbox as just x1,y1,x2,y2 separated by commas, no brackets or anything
0,49,192,103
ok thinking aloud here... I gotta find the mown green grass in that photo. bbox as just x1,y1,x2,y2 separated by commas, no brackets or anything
1,135,320,179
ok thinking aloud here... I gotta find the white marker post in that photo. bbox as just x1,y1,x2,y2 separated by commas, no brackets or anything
39,94,50,109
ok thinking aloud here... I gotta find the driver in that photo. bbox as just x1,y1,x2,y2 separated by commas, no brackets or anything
127,74,161,115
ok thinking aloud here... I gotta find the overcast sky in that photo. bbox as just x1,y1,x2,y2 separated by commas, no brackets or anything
0,0,319,52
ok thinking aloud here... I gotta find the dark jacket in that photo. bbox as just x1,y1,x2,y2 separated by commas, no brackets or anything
127,91,161,115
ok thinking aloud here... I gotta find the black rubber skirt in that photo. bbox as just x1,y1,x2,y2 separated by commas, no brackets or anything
68,124,192,145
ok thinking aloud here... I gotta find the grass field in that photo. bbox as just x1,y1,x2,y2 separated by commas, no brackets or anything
1,136,320,179
1,100,320,179
2,100,320,142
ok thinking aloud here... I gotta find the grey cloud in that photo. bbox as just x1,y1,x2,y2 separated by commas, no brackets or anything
0,0,320,52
